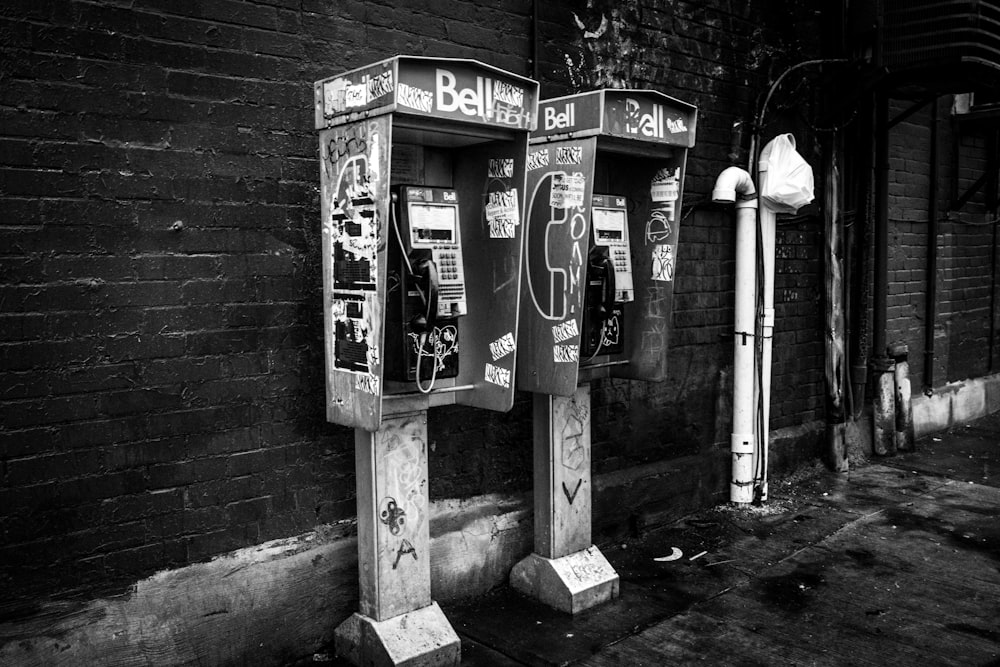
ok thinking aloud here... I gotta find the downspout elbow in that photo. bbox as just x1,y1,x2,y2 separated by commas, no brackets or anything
712,166,758,209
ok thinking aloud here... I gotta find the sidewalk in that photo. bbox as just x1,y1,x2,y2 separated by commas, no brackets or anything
447,411,1000,666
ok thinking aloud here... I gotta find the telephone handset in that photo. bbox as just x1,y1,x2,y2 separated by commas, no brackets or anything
582,194,634,358
389,186,466,390
406,250,439,333
588,245,616,321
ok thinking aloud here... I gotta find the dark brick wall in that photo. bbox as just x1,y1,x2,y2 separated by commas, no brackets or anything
939,122,999,382
886,99,934,390
885,96,1000,391
0,0,536,600
1,0,834,602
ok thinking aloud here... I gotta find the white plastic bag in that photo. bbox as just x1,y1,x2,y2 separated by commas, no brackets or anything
761,133,814,213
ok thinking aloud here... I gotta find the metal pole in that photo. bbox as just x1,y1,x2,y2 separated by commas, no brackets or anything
873,92,889,361
923,99,939,392
872,90,896,456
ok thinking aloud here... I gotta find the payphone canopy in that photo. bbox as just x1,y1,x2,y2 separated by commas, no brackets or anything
532,89,696,148
315,55,537,132
517,89,697,397
316,57,539,431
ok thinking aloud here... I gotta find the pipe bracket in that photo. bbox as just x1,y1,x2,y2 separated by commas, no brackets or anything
730,434,754,454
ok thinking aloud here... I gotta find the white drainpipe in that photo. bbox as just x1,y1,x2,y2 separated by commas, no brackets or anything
712,167,758,504
755,146,779,503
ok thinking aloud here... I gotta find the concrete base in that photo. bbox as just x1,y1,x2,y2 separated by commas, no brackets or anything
509,545,620,614
334,602,460,667
912,372,1000,438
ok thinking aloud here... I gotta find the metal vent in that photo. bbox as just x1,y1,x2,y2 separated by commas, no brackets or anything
879,0,1000,74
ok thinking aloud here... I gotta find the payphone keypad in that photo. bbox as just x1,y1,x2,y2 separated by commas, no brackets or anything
612,248,630,275
433,247,467,317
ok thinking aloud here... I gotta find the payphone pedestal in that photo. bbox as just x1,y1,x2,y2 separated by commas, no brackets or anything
510,387,620,613
335,410,460,667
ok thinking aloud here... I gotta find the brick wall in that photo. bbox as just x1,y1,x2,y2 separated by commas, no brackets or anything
885,96,1000,392
939,123,999,382
885,99,934,390
1,0,832,604
0,0,536,601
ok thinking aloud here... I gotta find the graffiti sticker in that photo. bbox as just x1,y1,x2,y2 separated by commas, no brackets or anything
486,189,520,239
528,149,550,171
553,344,579,362
489,332,516,361
489,158,515,179
484,363,512,388
552,318,580,343
651,244,675,281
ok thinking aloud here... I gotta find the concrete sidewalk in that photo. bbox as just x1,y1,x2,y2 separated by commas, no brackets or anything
447,411,1000,666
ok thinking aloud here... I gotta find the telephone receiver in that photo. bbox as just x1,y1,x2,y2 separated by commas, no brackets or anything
408,249,439,334
390,191,440,334
588,245,616,324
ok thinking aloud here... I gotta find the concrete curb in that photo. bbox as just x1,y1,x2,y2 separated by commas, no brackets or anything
912,372,1000,438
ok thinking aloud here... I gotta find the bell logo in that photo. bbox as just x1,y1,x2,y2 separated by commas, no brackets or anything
436,68,525,120
624,98,688,138
544,103,575,131
437,68,484,116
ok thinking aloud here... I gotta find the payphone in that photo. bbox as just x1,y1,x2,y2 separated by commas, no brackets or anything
582,194,634,358
386,185,467,390
518,90,696,395
317,56,534,427
512,89,696,615
315,56,537,666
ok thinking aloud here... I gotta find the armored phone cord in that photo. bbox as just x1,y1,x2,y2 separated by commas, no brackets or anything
392,196,439,393
390,198,423,302
583,333,605,363
414,331,439,394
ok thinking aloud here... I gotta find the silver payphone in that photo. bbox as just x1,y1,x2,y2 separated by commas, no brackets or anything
315,55,537,667
512,89,696,615
582,194,635,357
387,185,468,390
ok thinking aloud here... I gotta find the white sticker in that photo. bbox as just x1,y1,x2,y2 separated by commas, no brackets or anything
397,82,433,112
650,167,680,203
367,70,394,101
355,373,380,395
323,78,349,116
552,319,580,343
489,158,514,179
528,149,549,171
550,172,585,209
489,332,516,361
555,146,583,165
488,219,516,239
368,131,381,183
331,299,348,322
344,83,367,108
553,344,579,362
485,363,511,388
492,80,525,107
651,244,675,282
486,189,520,239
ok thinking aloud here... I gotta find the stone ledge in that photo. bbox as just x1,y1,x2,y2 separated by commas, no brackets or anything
912,372,1000,438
